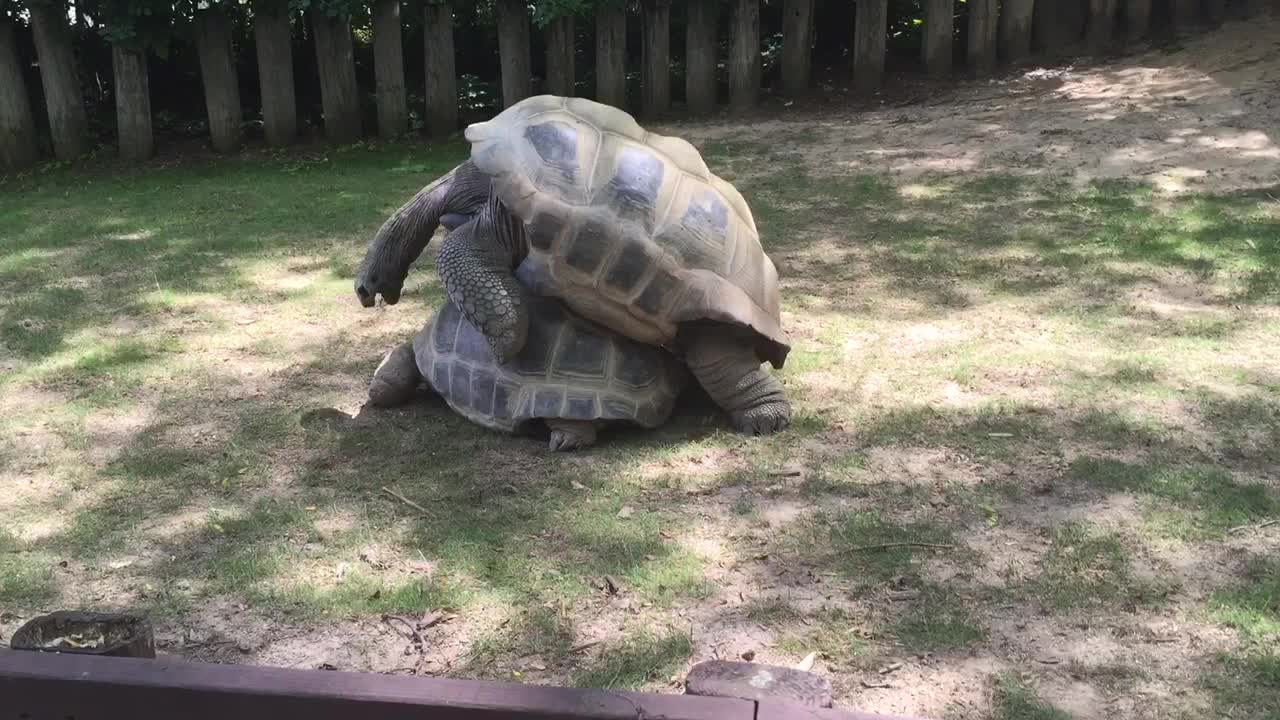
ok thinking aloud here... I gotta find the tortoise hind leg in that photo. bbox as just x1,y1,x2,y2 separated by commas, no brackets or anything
547,419,599,452
683,328,792,436
368,341,422,407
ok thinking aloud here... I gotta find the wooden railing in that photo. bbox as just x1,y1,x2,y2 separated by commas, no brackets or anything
0,649,931,720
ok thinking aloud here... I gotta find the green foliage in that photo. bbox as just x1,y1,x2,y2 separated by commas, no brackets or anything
531,0,593,28
96,0,180,49
288,0,363,19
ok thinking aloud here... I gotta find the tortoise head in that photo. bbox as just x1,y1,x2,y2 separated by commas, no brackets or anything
355,170,461,308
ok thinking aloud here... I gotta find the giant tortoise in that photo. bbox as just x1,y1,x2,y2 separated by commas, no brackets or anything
368,218,687,452
355,95,792,436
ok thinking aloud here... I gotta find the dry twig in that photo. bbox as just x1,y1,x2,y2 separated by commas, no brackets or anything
381,486,434,517
849,542,954,552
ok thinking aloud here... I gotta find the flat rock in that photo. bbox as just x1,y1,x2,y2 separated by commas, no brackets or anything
685,660,833,708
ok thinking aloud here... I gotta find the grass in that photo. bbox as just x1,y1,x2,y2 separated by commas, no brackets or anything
990,673,1072,720
1,123,1278,714
1030,521,1174,611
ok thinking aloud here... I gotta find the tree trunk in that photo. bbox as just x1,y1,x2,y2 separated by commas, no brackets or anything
423,1,457,137
544,14,575,97
29,2,89,160
685,0,717,114
111,44,153,162
641,0,671,117
372,0,407,138
728,0,759,110
311,10,362,143
853,0,887,92
1124,0,1151,40
253,3,297,146
496,0,531,108
1086,0,1119,50
594,3,626,108
1171,0,1200,28
781,0,815,97
999,0,1035,64
922,0,953,77
0,20,38,171
195,8,243,154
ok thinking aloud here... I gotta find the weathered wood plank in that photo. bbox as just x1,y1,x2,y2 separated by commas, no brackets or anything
0,650,753,720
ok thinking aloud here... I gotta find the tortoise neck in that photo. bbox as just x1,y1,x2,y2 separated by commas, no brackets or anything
485,192,528,267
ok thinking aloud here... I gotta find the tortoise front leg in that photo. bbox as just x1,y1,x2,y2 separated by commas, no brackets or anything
368,340,422,407
436,214,530,364
546,419,600,452
683,328,792,436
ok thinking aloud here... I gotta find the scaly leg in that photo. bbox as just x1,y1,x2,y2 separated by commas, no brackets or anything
683,327,792,436
368,341,421,407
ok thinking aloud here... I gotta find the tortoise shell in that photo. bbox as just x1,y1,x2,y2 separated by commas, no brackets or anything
464,95,790,369
413,295,687,434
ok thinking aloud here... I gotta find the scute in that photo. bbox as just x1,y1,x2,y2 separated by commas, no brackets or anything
466,95,791,368
413,295,687,436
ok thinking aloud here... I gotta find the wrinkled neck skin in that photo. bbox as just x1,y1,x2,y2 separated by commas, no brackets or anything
476,188,529,270
357,161,494,291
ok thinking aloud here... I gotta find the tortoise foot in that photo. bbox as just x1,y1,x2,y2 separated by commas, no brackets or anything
369,342,419,407
547,420,598,451
731,400,792,436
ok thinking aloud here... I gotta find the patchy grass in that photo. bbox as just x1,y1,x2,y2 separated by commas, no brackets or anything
891,585,987,653
1208,557,1280,643
571,628,693,690
1030,521,1174,611
990,673,1072,720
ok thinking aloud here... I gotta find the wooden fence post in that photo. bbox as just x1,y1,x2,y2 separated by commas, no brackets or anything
0,19,38,170
999,0,1035,64
685,0,718,114
922,0,953,77
545,14,575,97
728,0,760,110
967,0,998,76
641,0,671,116
253,1,297,146
1124,0,1151,41
111,44,154,162
195,6,244,153
424,1,458,137
1086,0,1119,50
781,0,815,97
496,0,531,108
372,0,408,138
595,2,626,108
854,0,887,92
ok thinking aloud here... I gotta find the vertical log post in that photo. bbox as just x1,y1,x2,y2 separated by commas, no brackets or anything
544,13,575,97
29,1,90,160
999,0,1035,64
922,0,953,77
372,0,408,138
111,44,153,162
423,1,457,137
496,0,532,108
594,1,626,108
853,0,887,92
194,7,243,153
728,0,760,110
311,9,363,143
781,0,815,97
641,0,671,117
0,19,38,171
1086,0,1119,50
253,1,297,146
966,0,998,77
1171,0,1200,29
685,0,717,114
1124,0,1151,42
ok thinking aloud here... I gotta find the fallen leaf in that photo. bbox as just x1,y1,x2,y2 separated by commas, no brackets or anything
570,480,588,491
861,679,892,689
878,661,903,675
617,506,635,519
530,662,547,671
601,576,620,595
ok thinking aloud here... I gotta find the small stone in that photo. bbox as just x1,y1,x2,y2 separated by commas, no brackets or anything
617,506,635,519
741,650,756,661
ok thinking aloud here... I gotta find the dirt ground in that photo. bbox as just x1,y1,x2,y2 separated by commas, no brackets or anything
3,8,1279,720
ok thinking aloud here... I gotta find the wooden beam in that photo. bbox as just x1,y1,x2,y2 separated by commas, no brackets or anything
0,650,930,720
966,0,998,76
853,0,887,92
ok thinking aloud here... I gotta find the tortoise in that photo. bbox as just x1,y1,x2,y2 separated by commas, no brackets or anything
355,95,792,437
368,219,688,452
